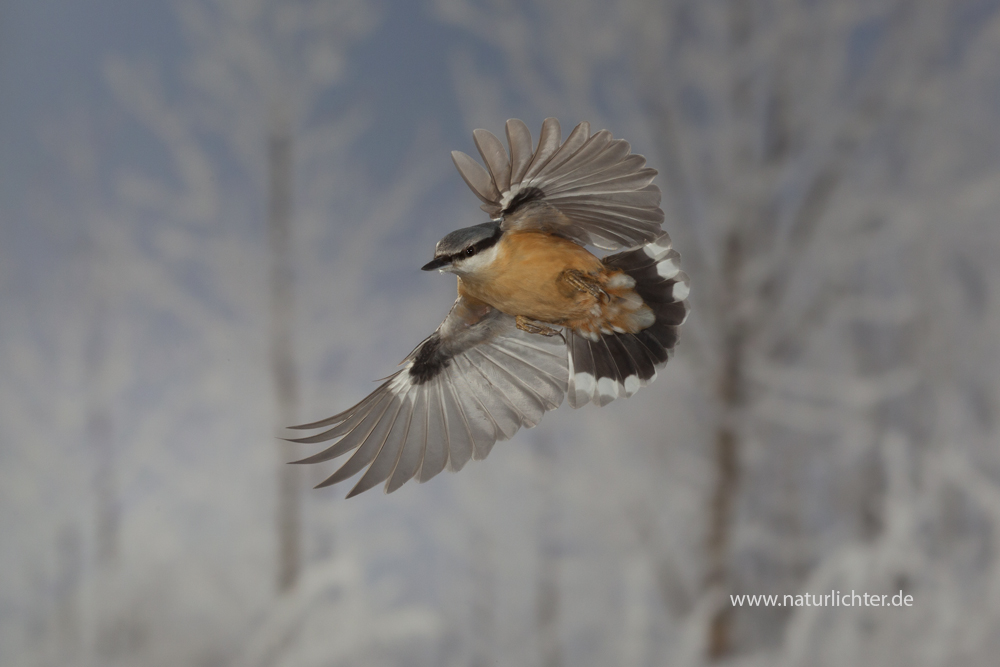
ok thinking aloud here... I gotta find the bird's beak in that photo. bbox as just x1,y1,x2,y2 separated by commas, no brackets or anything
421,256,451,271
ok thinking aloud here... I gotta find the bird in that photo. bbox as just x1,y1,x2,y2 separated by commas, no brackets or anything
288,118,689,497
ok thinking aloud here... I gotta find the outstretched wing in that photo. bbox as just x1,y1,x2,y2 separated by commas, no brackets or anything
451,118,664,250
287,295,568,497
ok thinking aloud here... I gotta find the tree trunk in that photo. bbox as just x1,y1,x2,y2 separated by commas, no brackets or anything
535,437,562,667
268,113,301,593
706,231,745,660
86,298,118,567
469,526,495,667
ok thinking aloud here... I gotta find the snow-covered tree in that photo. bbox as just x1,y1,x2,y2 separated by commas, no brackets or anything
1,1,454,665
5,0,999,665
437,0,1000,662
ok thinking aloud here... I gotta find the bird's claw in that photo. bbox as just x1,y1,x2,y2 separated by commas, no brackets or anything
516,315,560,337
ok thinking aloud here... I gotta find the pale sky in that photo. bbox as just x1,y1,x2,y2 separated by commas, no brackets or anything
3,2,1000,665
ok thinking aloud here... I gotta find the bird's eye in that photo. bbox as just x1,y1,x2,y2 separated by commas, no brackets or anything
465,246,476,256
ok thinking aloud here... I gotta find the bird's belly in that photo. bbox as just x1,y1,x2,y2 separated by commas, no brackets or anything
460,233,603,324
480,270,590,324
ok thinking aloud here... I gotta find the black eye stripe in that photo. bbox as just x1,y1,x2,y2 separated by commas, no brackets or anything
452,226,502,262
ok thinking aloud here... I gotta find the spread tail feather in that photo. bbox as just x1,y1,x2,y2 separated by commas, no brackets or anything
567,232,689,408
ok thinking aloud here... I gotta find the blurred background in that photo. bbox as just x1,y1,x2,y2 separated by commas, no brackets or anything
2,0,1000,665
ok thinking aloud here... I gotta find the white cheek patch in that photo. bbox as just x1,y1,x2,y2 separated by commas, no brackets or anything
454,243,500,275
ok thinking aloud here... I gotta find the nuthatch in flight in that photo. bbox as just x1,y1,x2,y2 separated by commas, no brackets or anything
289,118,689,497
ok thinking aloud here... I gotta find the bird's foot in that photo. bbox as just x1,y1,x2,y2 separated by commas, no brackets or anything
563,269,610,303
516,315,560,337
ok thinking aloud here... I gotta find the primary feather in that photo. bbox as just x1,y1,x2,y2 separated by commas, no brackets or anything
288,298,569,497
292,120,687,497
451,118,664,249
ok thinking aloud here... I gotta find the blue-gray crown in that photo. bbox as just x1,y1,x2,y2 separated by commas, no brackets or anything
422,222,502,271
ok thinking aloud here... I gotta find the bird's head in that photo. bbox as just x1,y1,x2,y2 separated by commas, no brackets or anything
421,221,502,276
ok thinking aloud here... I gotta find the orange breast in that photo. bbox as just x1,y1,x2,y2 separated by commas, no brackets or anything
458,232,604,324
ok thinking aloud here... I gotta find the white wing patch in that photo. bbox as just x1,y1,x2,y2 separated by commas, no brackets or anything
290,121,689,497
289,316,568,497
